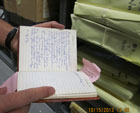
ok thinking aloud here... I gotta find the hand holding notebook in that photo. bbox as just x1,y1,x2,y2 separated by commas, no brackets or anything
17,26,100,102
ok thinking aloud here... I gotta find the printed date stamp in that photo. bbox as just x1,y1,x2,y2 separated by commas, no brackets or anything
88,107,129,112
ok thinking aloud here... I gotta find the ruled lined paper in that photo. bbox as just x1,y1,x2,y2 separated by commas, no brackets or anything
18,71,97,99
19,26,77,72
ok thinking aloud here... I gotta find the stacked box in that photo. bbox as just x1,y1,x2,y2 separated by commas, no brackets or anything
4,0,50,22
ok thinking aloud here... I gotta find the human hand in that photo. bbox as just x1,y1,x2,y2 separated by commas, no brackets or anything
34,21,65,28
0,86,55,113
11,21,65,54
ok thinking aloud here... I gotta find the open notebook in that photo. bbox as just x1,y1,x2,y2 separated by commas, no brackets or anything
17,26,98,102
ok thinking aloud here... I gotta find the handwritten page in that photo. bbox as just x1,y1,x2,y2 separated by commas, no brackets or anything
17,71,97,99
19,26,77,72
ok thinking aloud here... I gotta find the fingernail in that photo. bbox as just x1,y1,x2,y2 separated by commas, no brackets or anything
48,87,55,96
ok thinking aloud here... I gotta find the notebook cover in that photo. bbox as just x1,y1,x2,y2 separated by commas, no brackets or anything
36,96,100,103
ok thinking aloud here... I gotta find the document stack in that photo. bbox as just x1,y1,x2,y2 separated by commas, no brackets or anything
71,0,140,113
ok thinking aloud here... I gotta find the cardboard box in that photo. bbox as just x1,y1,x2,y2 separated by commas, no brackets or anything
4,0,17,13
4,0,50,22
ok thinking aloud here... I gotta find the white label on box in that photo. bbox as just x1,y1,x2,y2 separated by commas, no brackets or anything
16,0,22,5
43,0,50,18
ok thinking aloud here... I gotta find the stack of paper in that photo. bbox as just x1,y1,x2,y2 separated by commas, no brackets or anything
74,0,140,39
77,44,140,113
71,1,140,66
77,44,140,85
77,0,140,14
71,14,140,66
95,85,140,113
77,45,140,101
72,0,140,112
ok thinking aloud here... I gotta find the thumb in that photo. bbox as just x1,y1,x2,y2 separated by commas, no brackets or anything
0,87,7,95
0,86,55,113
